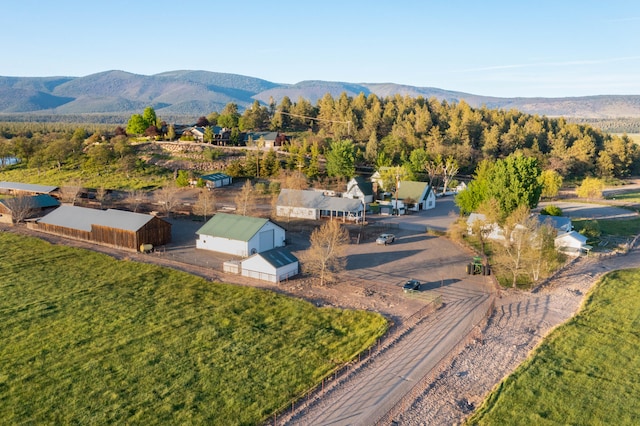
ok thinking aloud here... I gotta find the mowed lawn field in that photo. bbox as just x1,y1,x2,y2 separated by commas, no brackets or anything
0,233,387,425
468,268,640,425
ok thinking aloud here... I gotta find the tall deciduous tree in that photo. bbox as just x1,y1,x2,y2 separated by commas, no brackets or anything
575,176,604,199
493,205,537,288
3,195,34,223
192,188,216,220
441,156,459,195
301,220,350,286
325,139,355,178
154,184,180,217
234,180,255,216
486,154,542,219
539,169,563,199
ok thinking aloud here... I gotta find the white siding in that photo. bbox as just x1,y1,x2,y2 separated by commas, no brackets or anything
196,236,248,256
276,205,318,220
240,255,299,283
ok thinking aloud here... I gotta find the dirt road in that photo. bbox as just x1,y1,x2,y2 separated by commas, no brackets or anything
395,249,640,425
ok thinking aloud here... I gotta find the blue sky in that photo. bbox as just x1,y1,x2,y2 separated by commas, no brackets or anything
3,0,640,98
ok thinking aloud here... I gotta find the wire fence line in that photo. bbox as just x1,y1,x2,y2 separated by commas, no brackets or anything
372,295,496,425
270,292,445,426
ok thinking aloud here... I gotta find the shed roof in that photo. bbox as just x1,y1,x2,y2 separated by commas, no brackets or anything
555,230,588,244
255,247,299,268
201,173,231,182
38,205,158,232
196,212,273,241
0,181,58,194
0,194,60,210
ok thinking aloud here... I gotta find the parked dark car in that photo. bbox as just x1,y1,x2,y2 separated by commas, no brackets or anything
403,279,421,292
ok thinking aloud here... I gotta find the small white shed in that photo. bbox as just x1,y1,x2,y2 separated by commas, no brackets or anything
240,248,299,282
555,231,591,255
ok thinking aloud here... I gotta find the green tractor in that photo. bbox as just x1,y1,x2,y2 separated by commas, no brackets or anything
466,256,490,276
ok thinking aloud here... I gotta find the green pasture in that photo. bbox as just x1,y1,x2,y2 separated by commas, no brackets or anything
572,217,640,250
0,233,387,425
0,162,169,190
468,268,640,425
606,191,640,202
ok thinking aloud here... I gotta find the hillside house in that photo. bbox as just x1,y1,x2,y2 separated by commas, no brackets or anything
0,194,60,224
239,247,299,283
242,131,288,148
276,189,363,222
32,205,171,251
196,212,285,257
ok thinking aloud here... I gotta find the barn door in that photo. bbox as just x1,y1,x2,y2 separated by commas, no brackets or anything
259,229,274,252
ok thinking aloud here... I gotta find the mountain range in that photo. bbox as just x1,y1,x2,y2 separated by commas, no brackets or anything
1,69,640,119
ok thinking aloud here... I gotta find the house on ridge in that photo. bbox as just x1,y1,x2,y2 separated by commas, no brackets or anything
242,131,288,149
196,212,285,257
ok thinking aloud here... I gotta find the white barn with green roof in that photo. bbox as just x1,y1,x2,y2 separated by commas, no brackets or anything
195,212,285,257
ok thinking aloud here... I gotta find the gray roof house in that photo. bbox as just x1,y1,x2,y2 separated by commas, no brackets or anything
276,189,364,222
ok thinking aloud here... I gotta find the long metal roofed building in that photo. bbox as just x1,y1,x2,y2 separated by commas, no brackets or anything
0,181,59,195
32,205,171,251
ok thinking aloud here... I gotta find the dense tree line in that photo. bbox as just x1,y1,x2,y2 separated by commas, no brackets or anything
200,94,640,181
3,92,640,187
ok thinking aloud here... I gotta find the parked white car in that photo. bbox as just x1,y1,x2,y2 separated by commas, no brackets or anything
376,233,395,245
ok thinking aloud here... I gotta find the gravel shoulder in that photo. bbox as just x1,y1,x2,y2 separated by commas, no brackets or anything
396,249,640,425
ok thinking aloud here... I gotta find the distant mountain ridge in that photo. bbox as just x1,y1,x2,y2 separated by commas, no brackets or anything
1,70,640,119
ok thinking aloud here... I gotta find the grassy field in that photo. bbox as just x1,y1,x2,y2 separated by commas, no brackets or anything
0,162,170,190
0,232,387,425
467,268,640,425
606,191,640,202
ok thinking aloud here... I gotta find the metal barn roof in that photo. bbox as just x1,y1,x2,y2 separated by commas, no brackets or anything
257,247,299,268
38,205,156,232
0,194,60,210
200,173,231,181
0,181,58,194
196,212,274,241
